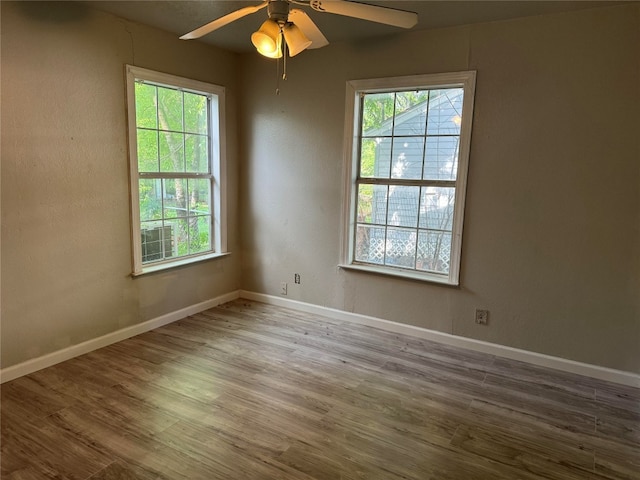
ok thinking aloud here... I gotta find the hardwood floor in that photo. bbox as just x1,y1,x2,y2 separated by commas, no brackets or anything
1,299,639,479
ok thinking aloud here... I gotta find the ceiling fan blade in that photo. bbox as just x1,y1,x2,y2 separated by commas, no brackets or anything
309,0,417,29
180,1,268,40
289,9,329,49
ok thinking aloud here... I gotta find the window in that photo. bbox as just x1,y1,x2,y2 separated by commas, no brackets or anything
341,72,476,285
126,66,227,275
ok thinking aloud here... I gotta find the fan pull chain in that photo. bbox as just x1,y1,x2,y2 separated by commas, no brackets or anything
282,40,288,81
275,28,287,95
275,54,280,95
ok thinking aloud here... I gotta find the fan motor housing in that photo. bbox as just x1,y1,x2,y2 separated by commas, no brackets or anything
268,0,290,23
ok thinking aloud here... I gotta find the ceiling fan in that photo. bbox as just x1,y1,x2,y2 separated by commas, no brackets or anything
180,0,418,58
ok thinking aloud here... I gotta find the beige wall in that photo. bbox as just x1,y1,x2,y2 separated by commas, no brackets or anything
238,4,640,373
1,2,241,368
2,2,638,374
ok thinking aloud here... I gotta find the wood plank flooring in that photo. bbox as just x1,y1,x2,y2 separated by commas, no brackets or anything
1,299,639,479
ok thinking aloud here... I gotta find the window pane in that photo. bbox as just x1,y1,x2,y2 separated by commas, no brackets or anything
426,88,464,136
361,92,395,136
393,90,428,136
162,179,187,219
141,221,174,263
162,178,189,256
135,83,157,129
357,183,373,223
419,187,455,231
384,227,416,269
360,137,391,178
139,179,162,221
355,225,385,265
175,226,189,257
188,179,210,216
417,230,451,274
157,87,183,132
189,216,211,254
424,136,459,181
391,137,424,180
360,138,376,178
137,129,158,172
387,186,420,228
185,134,208,173
371,184,389,224
358,184,387,225
184,92,208,134
159,132,185,172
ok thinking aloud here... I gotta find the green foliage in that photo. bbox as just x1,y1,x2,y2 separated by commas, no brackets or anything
362,92,394,133
360,138,377,177
158,88,183,131
395,90,429,117
135,81,209,174
138,179,161,222
357,184,374,223
184,92,208,134
135,83,157,129
361,90,429,133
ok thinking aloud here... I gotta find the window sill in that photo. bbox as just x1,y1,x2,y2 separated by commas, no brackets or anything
132,252,231,277
338,263,459,287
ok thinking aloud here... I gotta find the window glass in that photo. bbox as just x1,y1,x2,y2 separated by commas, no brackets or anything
127,66,226,274
343,73,475,284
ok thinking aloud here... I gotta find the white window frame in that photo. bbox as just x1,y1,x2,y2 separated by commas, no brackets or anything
125,65,227,276
340,71,476,285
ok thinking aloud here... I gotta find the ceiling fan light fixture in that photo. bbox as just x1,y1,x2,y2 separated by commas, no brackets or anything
283,23,312,57
258,35,283,58
181,0,419,64
251,19,283,58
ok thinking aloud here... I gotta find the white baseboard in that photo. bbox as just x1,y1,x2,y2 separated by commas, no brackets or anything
240,290,640,388
0,290,241,384
3,289,638,388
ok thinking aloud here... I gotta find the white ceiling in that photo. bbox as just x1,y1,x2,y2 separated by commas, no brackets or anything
79,1,621,53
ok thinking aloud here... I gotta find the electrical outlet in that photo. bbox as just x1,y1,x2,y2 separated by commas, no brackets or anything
281,282,288,295
475,309,489,325
294,273,301,284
